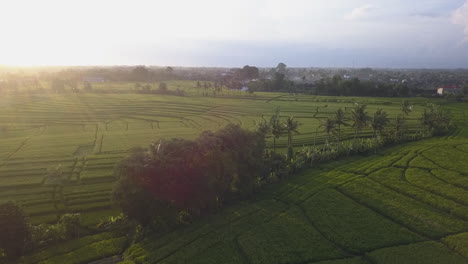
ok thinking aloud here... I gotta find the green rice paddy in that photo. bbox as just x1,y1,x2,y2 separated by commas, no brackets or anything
2,82,467,263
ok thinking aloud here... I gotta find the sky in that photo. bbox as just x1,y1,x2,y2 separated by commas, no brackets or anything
1,0,468,68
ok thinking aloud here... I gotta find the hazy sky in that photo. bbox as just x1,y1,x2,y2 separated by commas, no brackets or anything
1,0,468,68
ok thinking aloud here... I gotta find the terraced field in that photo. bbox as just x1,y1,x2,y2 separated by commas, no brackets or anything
4,89,467,263
117,105,468,264
0,90,428,225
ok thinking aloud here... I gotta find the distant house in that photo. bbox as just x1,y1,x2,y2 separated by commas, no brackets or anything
437,86,462,96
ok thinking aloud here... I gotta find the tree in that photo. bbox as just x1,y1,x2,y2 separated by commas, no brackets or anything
393,114,406,140
83,81,93,92
239,65,259,80
401,100,413,117
58,213,82,239
165,67,174,79
370,109,389,139
420,104,453,135
44,165,67,211
51,79,66,93
132,66,149,82
113,124,267,227
334,108,348,142
0,202,30,260
269,108,283,152
282,116,300,160
350,104,370,140
159,82,168,92
113,147,176,226
320,118,336,144
275,63,287,75
273,63,287,91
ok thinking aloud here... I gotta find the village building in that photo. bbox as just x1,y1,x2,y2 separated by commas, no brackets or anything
437,86,463,96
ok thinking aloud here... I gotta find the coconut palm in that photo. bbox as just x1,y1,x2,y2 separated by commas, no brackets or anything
269,107,283,152
298,146,318,167
320,118,337,143
370,109,389,139
350,104,370,141
282,116,300,160
334,108,348,142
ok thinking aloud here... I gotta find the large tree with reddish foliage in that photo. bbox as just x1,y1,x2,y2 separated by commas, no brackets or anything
113,124,267,227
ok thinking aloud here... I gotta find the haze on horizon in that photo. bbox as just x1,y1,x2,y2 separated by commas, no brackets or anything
1,0,468,68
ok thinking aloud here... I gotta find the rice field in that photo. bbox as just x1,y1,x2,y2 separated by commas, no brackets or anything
118,117,468,264
3,84,468,263
0,88,430,226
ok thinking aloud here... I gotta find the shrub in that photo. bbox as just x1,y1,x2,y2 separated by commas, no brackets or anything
96,214,131,232
29,224,62,249
57,214,82,240
263,151,290,181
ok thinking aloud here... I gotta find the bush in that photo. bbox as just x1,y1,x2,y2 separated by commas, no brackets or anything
0,202,31,260
29,224,62,249
57,214,82,240
96,214,131,232
28,214,87,251
20,232,118,264
261,151,289,182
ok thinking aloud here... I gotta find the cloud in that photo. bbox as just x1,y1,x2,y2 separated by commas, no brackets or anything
452,0,468,44
345,5,373,20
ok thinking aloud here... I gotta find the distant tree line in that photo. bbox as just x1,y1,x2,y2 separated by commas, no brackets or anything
133,82,185,96
313,76,410,97
248,63,413,97
2,64,466,98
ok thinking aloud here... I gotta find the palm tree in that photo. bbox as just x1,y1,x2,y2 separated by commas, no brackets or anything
282,116,300,160
298,146,318,167
270,107,283,152
370,109,389,139
334,108,348,142
320,118,337,143
350,104,370,141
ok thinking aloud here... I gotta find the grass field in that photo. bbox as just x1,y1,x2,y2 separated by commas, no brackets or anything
2,82,468,263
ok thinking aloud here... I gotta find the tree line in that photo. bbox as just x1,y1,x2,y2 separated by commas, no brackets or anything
248,63,413,97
